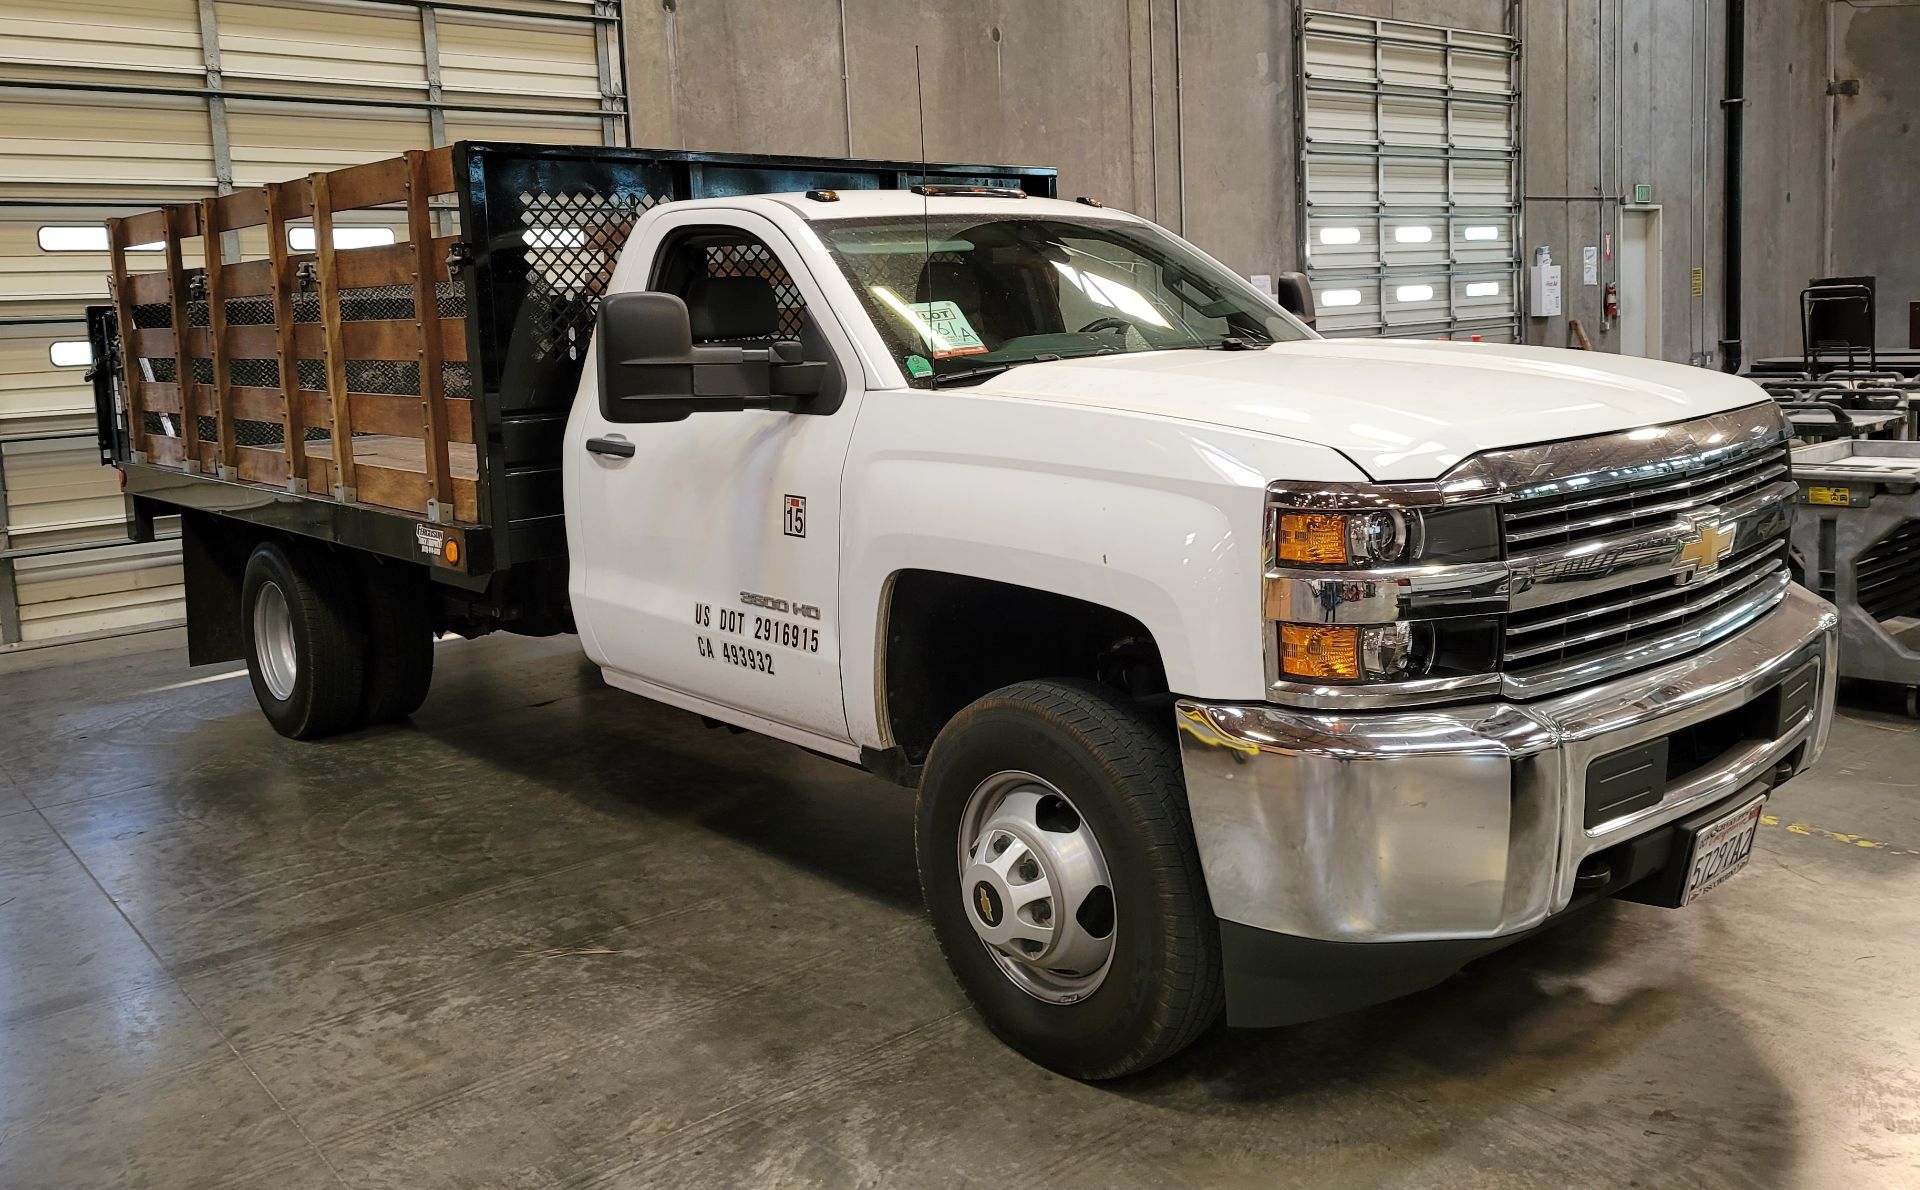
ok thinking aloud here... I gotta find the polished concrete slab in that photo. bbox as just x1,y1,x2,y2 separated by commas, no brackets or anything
1,632,1916,1189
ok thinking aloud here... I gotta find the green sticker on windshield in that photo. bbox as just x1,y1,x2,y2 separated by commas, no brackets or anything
905,354,933,378
907,300,988,357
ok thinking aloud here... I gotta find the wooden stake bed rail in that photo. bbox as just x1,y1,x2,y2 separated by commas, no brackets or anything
108,147,472,526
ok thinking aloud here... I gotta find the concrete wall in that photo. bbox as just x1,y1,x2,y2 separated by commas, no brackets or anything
1742,0,1834,362
1523,0,1721,362
1828,1,1920,350
620,0,1877,368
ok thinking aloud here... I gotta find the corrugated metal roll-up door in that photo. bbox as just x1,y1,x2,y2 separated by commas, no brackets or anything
1297,10,1521,341
0,0,626,648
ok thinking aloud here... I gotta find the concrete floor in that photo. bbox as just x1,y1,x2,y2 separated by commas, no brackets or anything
1,632,1916,1190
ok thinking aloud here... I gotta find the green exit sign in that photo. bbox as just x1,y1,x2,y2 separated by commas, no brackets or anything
1633,183,1654,204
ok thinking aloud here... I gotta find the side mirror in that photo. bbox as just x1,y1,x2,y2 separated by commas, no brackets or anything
595,291,825,424
1274,271,1316,329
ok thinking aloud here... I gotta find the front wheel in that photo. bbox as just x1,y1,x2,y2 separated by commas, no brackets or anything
916,679,1223,1080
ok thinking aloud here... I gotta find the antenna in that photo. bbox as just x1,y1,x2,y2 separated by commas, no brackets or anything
915,45,934,365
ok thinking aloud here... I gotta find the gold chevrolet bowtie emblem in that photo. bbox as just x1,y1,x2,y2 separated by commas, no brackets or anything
1675,513,1736,583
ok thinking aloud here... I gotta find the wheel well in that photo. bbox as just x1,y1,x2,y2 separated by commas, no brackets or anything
178,512,437,664
879,570,1168,766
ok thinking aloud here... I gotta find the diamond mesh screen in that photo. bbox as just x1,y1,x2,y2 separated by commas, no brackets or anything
516,188,659,363
702,242,806,339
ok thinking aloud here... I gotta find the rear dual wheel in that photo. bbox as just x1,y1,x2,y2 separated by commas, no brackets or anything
240,541,434,739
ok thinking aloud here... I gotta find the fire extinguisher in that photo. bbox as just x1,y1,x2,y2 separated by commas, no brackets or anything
1604,281,1619,322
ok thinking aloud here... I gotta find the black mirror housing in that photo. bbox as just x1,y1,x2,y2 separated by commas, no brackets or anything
595,291,824,423
1275,271,1316,329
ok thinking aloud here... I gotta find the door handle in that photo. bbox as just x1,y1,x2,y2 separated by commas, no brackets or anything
586,436,635,458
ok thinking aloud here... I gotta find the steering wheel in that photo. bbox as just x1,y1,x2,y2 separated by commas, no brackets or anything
1077,315,1139,336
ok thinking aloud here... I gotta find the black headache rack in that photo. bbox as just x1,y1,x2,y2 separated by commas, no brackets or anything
92,142,1058,590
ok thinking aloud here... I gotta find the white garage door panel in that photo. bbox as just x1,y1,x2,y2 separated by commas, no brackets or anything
0,326,95,437
1380,160,1448,207
1304,92,1379,147
15,541,185,643
438,16,604,105
0,0,203,84
0,210,181,320
226,103,434,186
1299,10,1520,341
4,439,125,545
217,1,429,94
0,96,218,201
1452,103,1513,152
1379,98,1447,149
444,110,605,146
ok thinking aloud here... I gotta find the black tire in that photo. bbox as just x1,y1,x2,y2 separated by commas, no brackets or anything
354,558,435,726
916,679,1223,1080
239,540,366,740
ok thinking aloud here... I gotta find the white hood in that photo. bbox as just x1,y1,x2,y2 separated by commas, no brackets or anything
973,339,1771,482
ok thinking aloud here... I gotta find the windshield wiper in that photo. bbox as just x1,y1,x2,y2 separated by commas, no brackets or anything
927,362,1014,387
1207,335,1270,351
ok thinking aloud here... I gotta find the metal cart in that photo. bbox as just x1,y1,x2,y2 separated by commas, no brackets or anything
1790,438,1920,713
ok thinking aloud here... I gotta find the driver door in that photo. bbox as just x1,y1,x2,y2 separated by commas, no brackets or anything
569,211,862,742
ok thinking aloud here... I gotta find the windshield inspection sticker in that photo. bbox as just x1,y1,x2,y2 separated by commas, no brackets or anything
907,300,988,358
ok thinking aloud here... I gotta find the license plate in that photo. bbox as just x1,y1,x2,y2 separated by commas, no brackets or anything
1681,797,1766,904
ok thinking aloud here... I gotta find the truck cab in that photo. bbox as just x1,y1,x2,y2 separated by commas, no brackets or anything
94,147,1839,1080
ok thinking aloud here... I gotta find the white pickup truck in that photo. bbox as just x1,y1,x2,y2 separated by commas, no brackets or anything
94,144,1838,1079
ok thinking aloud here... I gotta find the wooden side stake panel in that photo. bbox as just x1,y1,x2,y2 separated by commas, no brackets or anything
408,149,454,520
200,196,238,476
107,144,464,516
311,170,358,500
162,204,202,470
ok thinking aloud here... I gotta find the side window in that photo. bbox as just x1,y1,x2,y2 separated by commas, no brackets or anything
651,227,809,345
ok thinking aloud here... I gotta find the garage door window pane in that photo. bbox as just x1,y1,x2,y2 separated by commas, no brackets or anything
287,226,397,251
38,226,162,252
50,340,93,367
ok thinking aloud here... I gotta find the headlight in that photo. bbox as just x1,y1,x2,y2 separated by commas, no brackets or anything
1268,505,1499,569
1275,510,1409,565
1264,497,1504,699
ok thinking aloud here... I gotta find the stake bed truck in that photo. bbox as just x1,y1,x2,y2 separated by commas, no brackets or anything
89,142,1838,1078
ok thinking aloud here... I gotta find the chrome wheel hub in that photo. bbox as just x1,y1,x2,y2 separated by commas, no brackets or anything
957,771,1116,1004
253,580,298,702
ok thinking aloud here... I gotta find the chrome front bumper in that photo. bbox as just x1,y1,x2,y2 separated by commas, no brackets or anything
1175,583,1839,945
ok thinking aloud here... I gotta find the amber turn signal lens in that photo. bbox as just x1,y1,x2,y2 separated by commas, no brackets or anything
1279,623,1361,680
1276,513,1351,565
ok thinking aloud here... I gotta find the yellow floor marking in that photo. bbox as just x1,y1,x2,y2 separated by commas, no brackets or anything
1758,813,1918,857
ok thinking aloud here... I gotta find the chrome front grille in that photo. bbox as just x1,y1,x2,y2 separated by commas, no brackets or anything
1500,436,1795,687
1502,442,1789,552
1505,541,1790,672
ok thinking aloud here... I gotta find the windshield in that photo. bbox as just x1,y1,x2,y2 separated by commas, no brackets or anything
814,213,1312,386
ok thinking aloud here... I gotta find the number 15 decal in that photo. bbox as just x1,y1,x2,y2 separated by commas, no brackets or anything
784,494,806,539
